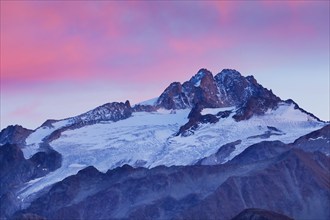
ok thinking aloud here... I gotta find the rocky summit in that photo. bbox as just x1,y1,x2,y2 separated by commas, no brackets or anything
0,68,329,220
156,69,281,121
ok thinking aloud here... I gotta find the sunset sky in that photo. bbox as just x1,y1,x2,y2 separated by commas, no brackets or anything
1,1,329,129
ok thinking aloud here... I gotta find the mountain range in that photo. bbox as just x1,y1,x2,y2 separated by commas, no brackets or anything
1,68,329,220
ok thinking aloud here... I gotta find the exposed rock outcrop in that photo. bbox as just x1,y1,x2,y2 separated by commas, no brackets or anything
0,125,33,146
0,143,61,218
177,104,221,136
196,140,242,165
43,101,133,143
156,69,225,109
292,124,330,155
156,68,282,122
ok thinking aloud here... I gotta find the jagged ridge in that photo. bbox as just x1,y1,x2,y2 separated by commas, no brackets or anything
156,68,281,121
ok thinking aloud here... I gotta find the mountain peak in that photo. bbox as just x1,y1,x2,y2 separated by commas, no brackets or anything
156,69,222,109
216,68,242,79
246,75,257,83
190,68,214,87
0,125,33,146
156,68,282,116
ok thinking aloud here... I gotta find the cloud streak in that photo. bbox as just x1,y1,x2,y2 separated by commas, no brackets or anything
1,1,329,128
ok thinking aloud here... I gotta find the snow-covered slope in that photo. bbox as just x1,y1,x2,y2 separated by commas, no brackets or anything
18,102,324,199
24,120,71,157
136,97,158,106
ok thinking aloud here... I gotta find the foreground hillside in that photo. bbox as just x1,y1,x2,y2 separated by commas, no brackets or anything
6,125,330,220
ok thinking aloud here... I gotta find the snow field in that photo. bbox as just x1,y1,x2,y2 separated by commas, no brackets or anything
19,103,324,199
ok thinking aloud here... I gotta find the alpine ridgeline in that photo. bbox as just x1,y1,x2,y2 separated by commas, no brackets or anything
156,68,281,121
1,68,329,220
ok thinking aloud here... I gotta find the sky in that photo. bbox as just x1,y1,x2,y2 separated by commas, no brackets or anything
1,1,329,129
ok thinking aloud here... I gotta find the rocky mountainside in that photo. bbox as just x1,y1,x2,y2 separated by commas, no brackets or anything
293,124,330,155
0,125,33,146
43,101,133,143
198,124,330,166
0,143,61,218
156,69,222,109
155,69,281,121
0,68,329,220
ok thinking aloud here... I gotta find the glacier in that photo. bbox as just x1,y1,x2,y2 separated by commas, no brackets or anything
18,102,324,200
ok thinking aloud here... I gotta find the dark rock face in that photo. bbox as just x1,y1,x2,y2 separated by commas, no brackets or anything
196,140,242,165
156,68,282,121
177,105,203,136
156,68,324,123
21,166,104,218
177,105,221,136
0,144,62,218
189,69,223,108
133,104,158,112
177,105,233,136
29,149,62,173
217,110,232,118
15,143,330,220
156,69,224,109
232,94,280,121
227,141,290,165
156,82,191,109
198,140,290,167
1,144,32,195
214,69,252,106
178,149,330,220
43,101,133,143
214,70,280,111
0,144,62,192
224,72,281,121
72,100,133,125
292,124,330,155
0,125,33,146
232,208,294,220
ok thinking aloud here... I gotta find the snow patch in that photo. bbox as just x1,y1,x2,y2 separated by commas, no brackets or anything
194,79,201,87
266,102,317,122
309,136,326,141
26,177,44,185
191,70,206,87
69,163,87,168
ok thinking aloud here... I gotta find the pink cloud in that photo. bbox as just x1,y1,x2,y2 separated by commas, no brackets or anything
8,101,40,118
167,35,232,55
1,1,329,128
1,1,129,82
1,1,327,82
